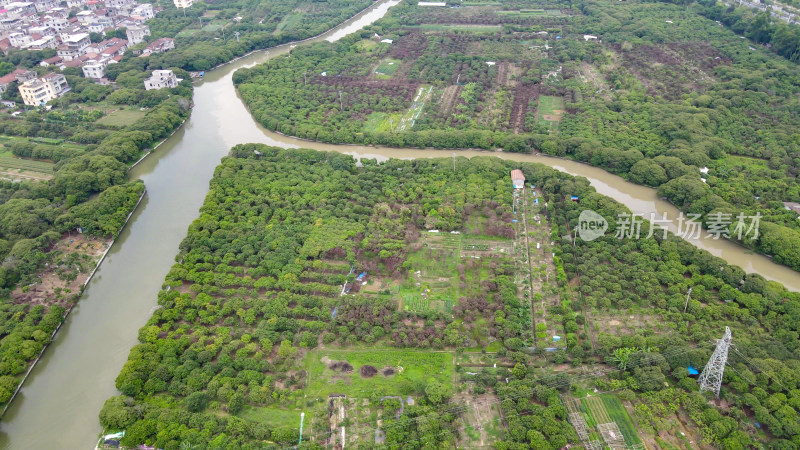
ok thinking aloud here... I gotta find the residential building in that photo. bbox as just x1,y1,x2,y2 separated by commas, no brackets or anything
81,59,106,78
27,25,54,36
19,72,70,105
511,169,525,189
42,16,68,31
7,32,31,48
56,32,89,60
33,0,57,12
66,0,86,8
86,0,103,10
173,0,191,8
141,36,172,55
131,3,153,20
27,35,56,49
4,2,36,19
0,18,22,33
144,69,179,90
75,10,95,24
87,37,126,56
0,68,34,93
39,55,62,66
125,24,149,44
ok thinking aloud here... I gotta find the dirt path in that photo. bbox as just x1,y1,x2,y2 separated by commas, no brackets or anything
518,188,540,342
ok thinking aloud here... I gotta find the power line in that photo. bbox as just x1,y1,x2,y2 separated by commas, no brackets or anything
699,327,731,398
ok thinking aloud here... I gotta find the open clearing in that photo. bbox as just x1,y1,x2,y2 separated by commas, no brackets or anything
11,234,110,307
95,108,147,127
238,406,304,429
582,395,643,447
375,58,401,76
537,95,564,129
305,349,453,398
0,156,54,180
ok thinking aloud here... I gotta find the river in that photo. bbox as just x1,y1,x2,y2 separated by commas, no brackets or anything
0,0,797,447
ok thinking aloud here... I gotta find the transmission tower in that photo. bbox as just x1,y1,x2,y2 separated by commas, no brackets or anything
699,326,732,398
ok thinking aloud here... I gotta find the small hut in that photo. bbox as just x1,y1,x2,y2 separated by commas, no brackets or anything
511,169,525,189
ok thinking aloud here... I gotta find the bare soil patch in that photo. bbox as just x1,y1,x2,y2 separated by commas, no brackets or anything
382,367,395,376
329,361,354,372
360,365,378,378
11,234,110,307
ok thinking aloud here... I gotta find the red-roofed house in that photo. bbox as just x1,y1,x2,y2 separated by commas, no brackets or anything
141,37,173,56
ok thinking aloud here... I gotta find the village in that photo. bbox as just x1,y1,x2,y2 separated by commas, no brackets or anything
0,0,187,106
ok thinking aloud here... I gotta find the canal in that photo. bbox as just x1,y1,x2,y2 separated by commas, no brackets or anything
0,0,797,447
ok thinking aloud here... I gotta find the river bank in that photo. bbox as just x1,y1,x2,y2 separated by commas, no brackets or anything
0,2,403,448
0,187,146,421
0,0,797,446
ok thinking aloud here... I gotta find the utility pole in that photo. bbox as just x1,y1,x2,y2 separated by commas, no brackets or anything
234,31,239,43
338,90,343,111
683,287,693,313
699,326,732,398
303,70,307,85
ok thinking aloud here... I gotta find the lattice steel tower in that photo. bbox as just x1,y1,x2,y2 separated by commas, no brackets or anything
699,326,732,398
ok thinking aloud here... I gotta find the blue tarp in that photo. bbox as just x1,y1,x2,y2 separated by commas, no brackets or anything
687,365,699,375
534,198,539,204
356,272,366,281
512,219,518,223
331,307,338,318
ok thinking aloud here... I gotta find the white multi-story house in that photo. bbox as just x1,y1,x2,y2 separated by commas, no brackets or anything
19,73,70,106
27,25,54,36
42,16,68,31
56,32,90,60
33,0,57,12
4,2,36,20
66,0,86,8
173,0,191,8
8,32,31,48
82,59,107,78
131,3,153,20
144,69,179,90
125,24,149,45
75,10,96,24
27,35,56,49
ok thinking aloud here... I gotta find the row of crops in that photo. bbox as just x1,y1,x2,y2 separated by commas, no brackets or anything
0,156,54,173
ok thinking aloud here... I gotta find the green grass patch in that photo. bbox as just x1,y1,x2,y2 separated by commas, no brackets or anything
275,13,302,34
0,156,54,173
201,22,223,32
601,395,642,446
375,58,401,76
537,95,564,130
95,109,147,127
238,406,303,429
362,112,402,133
355,39,378,51
305,349,453,398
